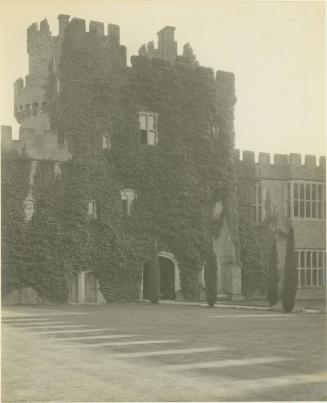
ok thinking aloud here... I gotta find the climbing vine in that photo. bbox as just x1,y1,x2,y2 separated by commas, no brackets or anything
2,22,237,302
237,157,275,297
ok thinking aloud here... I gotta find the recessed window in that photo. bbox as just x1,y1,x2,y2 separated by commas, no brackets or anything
88,200,97,219
211,124,219,140
253,182,264,224
290,182,325,219
213,201,223,219
23,199,34,222
296,249,326,288
120,189,136,217
102,134,111,150
138,112,158,145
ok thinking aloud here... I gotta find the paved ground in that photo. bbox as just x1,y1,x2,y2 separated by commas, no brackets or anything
2,303,327,402
216,299,326,313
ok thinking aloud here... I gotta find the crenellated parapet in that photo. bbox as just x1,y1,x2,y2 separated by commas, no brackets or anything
27,19,53,75
15,18,54,134
14,15,128,136
236,150,326,181
138,25,198,66
59,16,127,65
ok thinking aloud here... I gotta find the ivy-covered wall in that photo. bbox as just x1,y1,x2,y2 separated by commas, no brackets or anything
2,18,237,303
1,153,69,302
236,156,274,297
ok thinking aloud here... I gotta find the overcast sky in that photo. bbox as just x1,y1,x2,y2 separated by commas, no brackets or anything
0,0,325,159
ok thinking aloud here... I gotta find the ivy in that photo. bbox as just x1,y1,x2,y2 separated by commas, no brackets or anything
237,158,275,297
2,25,237,302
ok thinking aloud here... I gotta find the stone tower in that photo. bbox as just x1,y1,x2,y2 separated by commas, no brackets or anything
13,19,53,135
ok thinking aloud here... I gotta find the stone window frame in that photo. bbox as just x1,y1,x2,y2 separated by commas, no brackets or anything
120,189,136,217
87,199,97,219
288,181,325,220
23,199,35,222
212,200,223,219
253,182,264,224
296,249,326,288
138,112,158,146
211,123,220,140
102,133,111,150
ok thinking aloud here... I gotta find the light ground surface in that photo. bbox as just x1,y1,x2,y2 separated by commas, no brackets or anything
2,303,327,402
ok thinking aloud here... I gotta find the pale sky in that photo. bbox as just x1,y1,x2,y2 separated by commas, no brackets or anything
0,0,325,159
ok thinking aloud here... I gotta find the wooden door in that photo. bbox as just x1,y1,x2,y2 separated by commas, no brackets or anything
85,272,97,303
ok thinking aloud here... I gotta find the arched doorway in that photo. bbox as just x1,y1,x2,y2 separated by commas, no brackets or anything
142,252,179,300
159,256,175,299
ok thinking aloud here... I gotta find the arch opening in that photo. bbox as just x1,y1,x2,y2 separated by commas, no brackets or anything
142,252,178,300
159,256,175,299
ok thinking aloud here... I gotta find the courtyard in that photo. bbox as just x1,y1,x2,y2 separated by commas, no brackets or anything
2,303,327,402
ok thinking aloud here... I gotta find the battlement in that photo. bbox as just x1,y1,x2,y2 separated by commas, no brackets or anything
131,53,215,82
139,25,199,65
237,150,325,168
28,15,120,40
59,16,121,44
236,150,326,181
27,19,51,53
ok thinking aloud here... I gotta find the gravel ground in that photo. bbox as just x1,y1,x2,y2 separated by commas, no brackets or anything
2,303,327,402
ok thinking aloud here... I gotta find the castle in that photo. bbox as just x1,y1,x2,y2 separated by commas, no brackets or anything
1,15,325,304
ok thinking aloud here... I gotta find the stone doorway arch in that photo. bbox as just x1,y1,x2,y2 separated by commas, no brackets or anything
142,251,181,300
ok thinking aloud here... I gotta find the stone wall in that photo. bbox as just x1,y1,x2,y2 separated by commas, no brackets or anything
237,150,326,300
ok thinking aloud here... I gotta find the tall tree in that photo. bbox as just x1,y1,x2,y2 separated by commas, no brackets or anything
282,228,297,312
267,238,278,306
204,246,218,307
148,241,160,304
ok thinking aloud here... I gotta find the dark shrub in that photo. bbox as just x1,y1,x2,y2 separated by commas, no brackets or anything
204,247,217,307
282,228,297,312
267,238,278,306
148,241,160,304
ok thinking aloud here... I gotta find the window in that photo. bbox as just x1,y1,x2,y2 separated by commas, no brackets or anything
120,189,136,217
253,182,263,224
211,124,219,140
213,201,223,219
102,134,111,150
23,199,34,222
296,249,326,288
138,112,158,145
88,200,97,219
291,182,325,219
